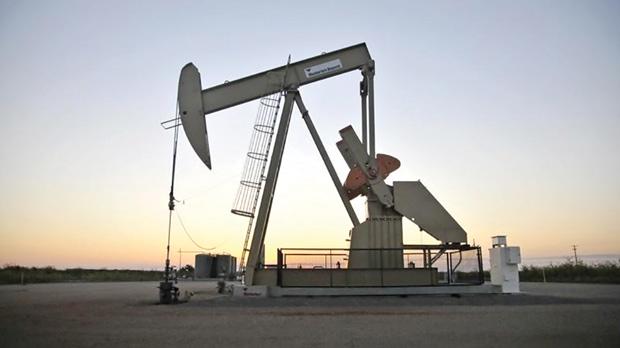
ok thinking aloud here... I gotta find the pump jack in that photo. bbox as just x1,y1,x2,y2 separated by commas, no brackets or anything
173,43,485,294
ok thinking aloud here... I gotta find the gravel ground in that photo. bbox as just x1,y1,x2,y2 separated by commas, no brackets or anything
1,281,619,347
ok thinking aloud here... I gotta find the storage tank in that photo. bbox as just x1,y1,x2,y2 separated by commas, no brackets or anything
194,254,215,279
215,254,237,278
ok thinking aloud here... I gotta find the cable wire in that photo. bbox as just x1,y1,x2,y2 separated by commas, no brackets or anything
174,210,216,251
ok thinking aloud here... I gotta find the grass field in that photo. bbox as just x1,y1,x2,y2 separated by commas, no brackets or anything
0,265,163,284
520,261,620,284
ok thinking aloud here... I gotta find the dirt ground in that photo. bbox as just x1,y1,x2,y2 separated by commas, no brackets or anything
1,281,619,347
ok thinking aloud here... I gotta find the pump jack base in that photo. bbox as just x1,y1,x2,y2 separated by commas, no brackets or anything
232,285,269,297
232,284,512,297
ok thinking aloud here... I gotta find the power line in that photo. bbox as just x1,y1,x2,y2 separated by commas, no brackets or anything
174,211,216,251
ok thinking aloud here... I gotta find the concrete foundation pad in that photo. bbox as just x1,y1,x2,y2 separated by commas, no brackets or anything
268,284,503,297
232,284,269,297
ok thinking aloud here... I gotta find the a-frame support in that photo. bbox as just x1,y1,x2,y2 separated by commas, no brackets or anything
244,90,296,285
245,89,362,285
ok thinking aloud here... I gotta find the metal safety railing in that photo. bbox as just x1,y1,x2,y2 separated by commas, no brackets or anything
275,245,484,288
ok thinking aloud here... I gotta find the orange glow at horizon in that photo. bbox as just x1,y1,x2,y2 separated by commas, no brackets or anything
1,1,619,270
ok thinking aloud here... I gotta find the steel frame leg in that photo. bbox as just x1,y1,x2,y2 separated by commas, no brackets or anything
245,90,296,285
295,93,360,227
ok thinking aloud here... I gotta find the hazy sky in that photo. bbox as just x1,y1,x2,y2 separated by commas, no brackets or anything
1,0,618,269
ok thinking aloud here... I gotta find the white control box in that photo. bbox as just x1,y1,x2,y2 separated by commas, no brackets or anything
507,247,521,264
489,237,521,293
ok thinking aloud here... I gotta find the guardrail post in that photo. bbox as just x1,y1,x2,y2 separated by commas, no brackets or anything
477,247,484,284
447,252,452,284
277,249,283,287
380,248,384,287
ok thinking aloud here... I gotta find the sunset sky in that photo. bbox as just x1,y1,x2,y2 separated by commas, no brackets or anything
1,0,618,269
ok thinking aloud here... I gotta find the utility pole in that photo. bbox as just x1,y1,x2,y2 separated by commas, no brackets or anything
178,248,182,269
572,245,578,266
